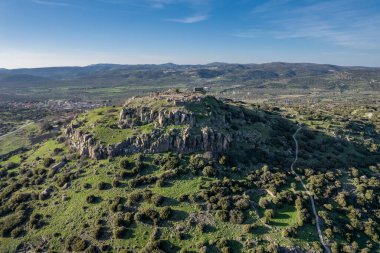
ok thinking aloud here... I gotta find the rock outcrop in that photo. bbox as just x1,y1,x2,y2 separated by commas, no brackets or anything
119,107,195,128
66,124,231,159
66,91,260,159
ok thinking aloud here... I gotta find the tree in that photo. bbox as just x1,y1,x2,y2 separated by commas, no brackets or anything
325,228,333,239
295,196,303,210
120,159,133,170
202,166,217,177
258,197,270,209
264,209,274,219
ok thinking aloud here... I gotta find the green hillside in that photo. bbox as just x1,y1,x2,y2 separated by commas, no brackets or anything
0,91,379,253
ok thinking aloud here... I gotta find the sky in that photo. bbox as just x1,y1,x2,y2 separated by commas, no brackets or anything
1,0,380,68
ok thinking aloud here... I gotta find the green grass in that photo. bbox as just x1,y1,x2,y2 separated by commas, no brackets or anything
247,122,272,142
25,139,67,164
93,127,135,144
269,205,298,227
0,123,40,155
152,176,202,199
140,123,154,134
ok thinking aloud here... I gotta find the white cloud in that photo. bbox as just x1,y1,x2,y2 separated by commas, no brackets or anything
242,0,380,50
33,0,70,7
166,14,208,23
251,0,294,14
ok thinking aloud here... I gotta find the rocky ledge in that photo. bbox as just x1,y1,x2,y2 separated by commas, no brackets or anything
65,91,260,159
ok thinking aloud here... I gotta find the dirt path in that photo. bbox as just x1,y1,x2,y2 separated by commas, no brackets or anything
291,125,332,253
0,121,34,140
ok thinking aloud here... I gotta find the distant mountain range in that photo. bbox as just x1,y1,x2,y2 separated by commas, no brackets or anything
0,62,379,91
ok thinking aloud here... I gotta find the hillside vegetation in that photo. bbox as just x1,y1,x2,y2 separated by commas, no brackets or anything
0,91,379,253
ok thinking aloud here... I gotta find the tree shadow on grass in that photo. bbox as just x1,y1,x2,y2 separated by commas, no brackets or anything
97,226,112,241
159,240,181,253
274,213,291,219
162,196,180,207
170,210,189,221
269,221,288,227
228,240,243,253
252,225,270,235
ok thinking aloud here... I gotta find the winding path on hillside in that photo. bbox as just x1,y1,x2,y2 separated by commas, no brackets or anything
0,121,34,140
291,125,332,253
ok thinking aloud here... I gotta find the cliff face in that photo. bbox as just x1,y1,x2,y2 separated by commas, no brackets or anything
119,107,195,128
66,123,231,159
66,92,259,159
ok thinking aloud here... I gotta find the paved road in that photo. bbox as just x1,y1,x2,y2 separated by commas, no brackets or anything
0,121,34,140
291,125,332,253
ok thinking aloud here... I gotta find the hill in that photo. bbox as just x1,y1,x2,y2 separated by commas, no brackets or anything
1,62,379,91
0,91,379,252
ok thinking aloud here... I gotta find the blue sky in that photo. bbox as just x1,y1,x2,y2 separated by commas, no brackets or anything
1,0,380,68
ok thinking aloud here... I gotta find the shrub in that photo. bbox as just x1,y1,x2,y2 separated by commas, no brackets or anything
29,213,44,229
215,210,229,222
216,239,229,250
124,212,134,225
0,182,22,200
219,156,228,165
151,195,164,206
202,166,217,177
128,192,141,205
264,209,274,219
4,162,19,170
84,246,99,253
93,226,104,240
109,203,118,213
242,224,252,233
258,197,270,208
141,239,162,253
66,236,88,251
120,159,133,170
53,148,63,155
112,214,125,227
179,194,189,202
86,195,97,204
55,173,71,187
197,223,206,233
0,169,7,178
176,231,184,240
98,182,108,190
83,183,92,189
114,227,128,239
11,227,24,238
162,156,180,170
235,198,250,210
229,210,244,224
156,179,165,187
159,207,172,220
151,228,160,241
43,158,55,168
142,209,159,222
135,161,145,170
134,212,142,222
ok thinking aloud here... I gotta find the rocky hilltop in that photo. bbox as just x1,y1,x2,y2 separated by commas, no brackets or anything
65,90,262,159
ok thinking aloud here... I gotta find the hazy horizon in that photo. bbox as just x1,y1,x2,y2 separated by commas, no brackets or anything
2,60,380,70
1,0,380,68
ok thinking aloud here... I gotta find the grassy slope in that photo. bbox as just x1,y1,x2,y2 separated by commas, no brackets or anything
1,96,379,252
0,136,319,252
0,123,40,156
